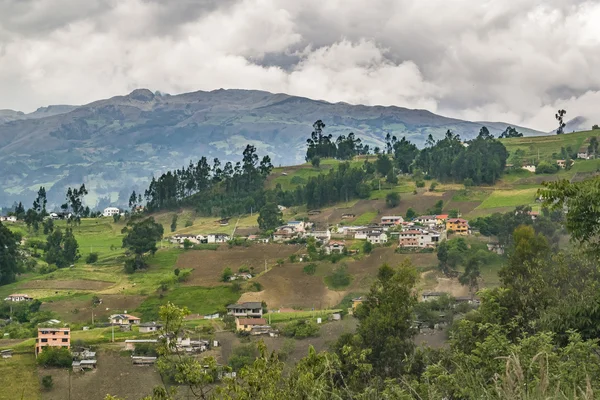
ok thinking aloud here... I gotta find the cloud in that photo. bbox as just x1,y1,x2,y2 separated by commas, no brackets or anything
0,0,599,131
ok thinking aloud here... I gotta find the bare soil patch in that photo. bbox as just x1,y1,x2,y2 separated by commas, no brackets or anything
42,294,146,324
443,200,481,216
381,191,454,218
177,244,302,287
21,279,113,291
40,350,162,400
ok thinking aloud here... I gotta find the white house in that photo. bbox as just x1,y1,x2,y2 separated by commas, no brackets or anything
307,229,331,242
414,215,437,227
381,216,404,227
0,216,16,223
139,322,162,333
103,207,121,217
109,314,141,325
4,294,33,302
325,240,345,255
367,232,388,244
398,228,441,248
287,221,306,232
169,234,202,245
522,164,536,173
207,233,230,243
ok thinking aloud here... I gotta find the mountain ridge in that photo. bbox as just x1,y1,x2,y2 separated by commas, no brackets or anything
0,88,544,208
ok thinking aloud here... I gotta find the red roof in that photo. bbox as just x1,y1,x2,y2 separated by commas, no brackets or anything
329,240,345,246
447,218,468,223
436,214,449,219
237,318,267,326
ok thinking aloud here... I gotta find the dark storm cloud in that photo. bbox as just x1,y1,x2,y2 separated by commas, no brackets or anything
0,0,599,130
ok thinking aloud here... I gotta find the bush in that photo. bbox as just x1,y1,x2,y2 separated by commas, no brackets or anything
249,281,262,292
303,263,317,275
37,347,72,368
283,319,320,338
228,344,258,371
289,254,298,263
416,180,425,188
39,264,58,275
231,282,242,292
42,375,53,390
177,270,191,282
311,156,321,168
182,239,193,249
363,241,373,254
221,267,233,282
85,252,99,264
429,182,438,191
536,161,559,174
185,220,193,227
326,264,351,289
463,178,474,187
385,192,400,208
406,208,416,220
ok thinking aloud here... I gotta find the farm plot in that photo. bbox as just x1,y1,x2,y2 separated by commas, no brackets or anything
176,244,302,286
21,279,114,291
41,294,146,324
476,188,539,209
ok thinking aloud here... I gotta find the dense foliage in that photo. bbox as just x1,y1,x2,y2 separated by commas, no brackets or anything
305,120,369,161
44,227,80,268
143,144,273,217
0,222,23,285
121,217,164,272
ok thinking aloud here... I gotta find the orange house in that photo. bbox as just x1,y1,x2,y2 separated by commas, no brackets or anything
446,218,470,235
35,328,70,356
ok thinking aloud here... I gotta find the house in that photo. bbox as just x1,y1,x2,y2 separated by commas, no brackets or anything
139,322,162,333
0,216,16,223
341,213,355,220
72,359,97,372
352,297,364,310
247,235,269,243
414,215,437,227
325,240,345,254
487,243,505,255
446,218,470,235
277,205,287,211
229,273,253,281
169,234,201,245
273,229,297,242
236,318,267,332
35,328,70,356
435,215,449,225
577,147,591,159
421,291,446,302
307,229,331,242
287,220,306,232
381,216,404,227
398,229,441,248
226,302,263,318
103,207,121,217
207,233,230,244
1,349,12,359
217,218,230,226
109,314,141,325
522,164,536,173
556,159,574,168
527,211,539,220
367,232,388,244
4,293,33,302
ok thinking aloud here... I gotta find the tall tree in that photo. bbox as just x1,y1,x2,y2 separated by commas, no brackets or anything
555,109,567,134
121,217,164,272
257,203,282,231
0,222,22,285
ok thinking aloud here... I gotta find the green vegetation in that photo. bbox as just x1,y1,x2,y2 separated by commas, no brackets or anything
352,212,377,225
136,286,240,320
282,319,320,338
36,347,72,368
302,263,317,275
0,354,40,400
477,188,538,209
324,264,351,289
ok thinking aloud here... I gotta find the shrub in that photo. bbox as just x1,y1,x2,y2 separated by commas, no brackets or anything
363,241,373,254
463,178,474,187
185,220,193,227
231,282,242,293
289,254,298,263
385,192,400,208
228,344,258,371
326,264,351,289
416,180,425,188
303,263,317,275
536,161,559,174
183,239,193,249
42,375,53,390
39,264,58,275
238,266,250,273
221,267,233,282
429,182,438,191
249,281,262,292
283,319,319,338
37,347,72,368
174,268,180,276
177,270,191,282
311,156,321,168
85,252,99,264
406,208,416,220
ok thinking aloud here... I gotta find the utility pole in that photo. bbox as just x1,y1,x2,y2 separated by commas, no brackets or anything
111,324,114,343
264,259,267,273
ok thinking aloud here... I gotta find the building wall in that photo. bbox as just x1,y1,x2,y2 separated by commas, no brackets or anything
36,329,70,356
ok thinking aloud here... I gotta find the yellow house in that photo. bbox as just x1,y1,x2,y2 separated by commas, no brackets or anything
446,218,469,235
352,297,364,311
236,318,267,332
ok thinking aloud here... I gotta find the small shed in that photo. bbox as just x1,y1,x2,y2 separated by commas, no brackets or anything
132,356,157,365
1,349,12,359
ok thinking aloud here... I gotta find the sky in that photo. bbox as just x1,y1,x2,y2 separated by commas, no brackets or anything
0,0,599,131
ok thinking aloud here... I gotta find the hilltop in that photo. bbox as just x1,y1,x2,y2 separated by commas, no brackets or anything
0,88,544,207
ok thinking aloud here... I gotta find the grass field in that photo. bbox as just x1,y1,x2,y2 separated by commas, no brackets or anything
136,286,241,320
352,212,378,225
476,188,539,209
501,129,599,163
0,354,40,400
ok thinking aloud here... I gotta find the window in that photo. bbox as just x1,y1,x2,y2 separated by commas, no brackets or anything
64,331,69,335
52,338,57,341
62,338,68,343
41,338,48,343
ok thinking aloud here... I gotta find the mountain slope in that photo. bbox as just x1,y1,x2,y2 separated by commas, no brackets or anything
0,88,543,207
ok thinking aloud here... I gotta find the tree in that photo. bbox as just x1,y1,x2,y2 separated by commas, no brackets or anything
33,186,48,217
588,136,599,156
128,190,138,212
43,218,54,235
0,222,22,285
64,184,88,225
86,252,99,264
555,109,567,134
375,154,393,176
354,261,418,377
44,228,79,268
385,192,400,208
170,214,178,232
405,208,416,220
362,240,373,254
257,203,282,231
385,169,398,184
183,239,193,250
593,124,599,130
222,267,233,282
499,126,523,138
311,156,321,168
459,254,482,297
121,218,164,271
393,136,418,173
36,347,72,368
